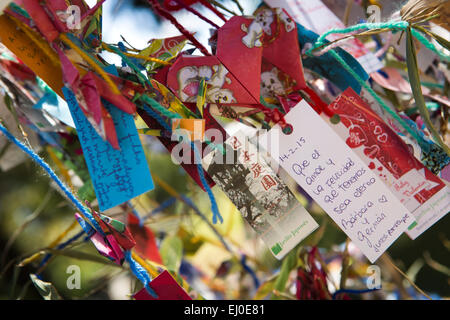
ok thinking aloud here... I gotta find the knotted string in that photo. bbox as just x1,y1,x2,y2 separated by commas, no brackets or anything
304,21,450,153
306,21,449,62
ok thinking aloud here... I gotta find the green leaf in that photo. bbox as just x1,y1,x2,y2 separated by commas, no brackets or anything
271,248,299,300
29,274,62,300
304,218,327,247
253,275,277,300
413,26,450,52
431,33,450,52
405,27,450,156
160,235,183,272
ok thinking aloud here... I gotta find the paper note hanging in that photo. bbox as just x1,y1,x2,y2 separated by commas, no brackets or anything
0,14,64,96
203,132,318,259
63,87,154,211
259,100,415,263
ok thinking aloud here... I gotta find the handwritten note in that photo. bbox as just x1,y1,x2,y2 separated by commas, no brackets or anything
63,87,154,211
327,88,449,240
0,14,64,97
259,100,414,262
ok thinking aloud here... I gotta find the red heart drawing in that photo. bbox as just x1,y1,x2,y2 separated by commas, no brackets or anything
376,133,388,143
346,126,367,148
363,144,380,159
374,125,383,135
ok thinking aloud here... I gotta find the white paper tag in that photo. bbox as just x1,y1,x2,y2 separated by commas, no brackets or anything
203,131,318,259
0,1,10,13
259,101,415,262
406,185,450,239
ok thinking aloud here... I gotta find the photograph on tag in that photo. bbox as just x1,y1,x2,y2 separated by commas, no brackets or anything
203,132,318,259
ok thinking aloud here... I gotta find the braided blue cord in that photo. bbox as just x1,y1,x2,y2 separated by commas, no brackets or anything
142,104,172,131
191,141,223,224
124,250,158,298
0,123,104,234
0,123,158,294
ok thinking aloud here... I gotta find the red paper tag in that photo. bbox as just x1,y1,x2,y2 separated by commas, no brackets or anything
133,270,192,300
127,213,163,265
258,8,306,91
328,88,449,239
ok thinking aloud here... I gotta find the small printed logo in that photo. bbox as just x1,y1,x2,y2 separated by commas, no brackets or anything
271,243,282,255
408,221,418,230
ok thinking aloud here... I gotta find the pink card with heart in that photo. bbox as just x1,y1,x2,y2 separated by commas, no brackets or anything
327,88,449,239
